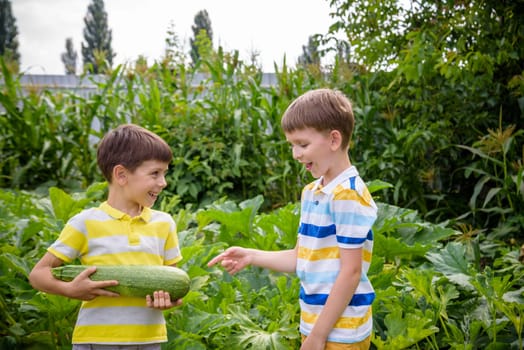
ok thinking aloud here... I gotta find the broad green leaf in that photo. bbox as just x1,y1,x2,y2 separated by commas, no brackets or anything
374,232,430,262
426,243,472,288
373,306,439,349
374,203,455,246
367,179,393,194
408,223,459,245
0,252,31,277
49,187,75,222
198,209,253,238
471,267,514,302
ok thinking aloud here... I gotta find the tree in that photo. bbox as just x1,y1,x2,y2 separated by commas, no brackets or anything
297,35,320,66
61,38,78,75
163,20,187,68
325,0,524,224
81,0,114,74
190,9,213,65
0,0,20,68
335,40,351,65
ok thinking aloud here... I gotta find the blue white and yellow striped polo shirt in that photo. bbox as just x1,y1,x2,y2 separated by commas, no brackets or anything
48,201,182,345
296,166,377,343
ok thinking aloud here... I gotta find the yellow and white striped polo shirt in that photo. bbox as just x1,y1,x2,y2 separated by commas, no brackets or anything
48,201,182,345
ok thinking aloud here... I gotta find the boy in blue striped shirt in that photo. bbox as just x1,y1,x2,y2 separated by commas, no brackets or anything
208,88,377,350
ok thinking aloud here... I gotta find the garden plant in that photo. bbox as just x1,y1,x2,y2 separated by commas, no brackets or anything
1,0,523,348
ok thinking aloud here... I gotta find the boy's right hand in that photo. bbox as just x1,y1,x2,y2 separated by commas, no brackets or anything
207,246,251,275
68,266,119,300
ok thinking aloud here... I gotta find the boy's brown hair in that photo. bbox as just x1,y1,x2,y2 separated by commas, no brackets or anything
281,88,355,150
97,124,173,182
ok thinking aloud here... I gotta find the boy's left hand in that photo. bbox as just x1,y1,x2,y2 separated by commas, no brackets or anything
146,291,183,310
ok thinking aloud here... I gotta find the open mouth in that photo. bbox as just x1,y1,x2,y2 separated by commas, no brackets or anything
148,192,159,200
305,162,313,171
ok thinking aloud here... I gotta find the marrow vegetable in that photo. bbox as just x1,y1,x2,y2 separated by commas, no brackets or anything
52,265,190,299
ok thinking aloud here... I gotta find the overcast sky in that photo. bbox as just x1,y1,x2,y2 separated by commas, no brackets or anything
12,0,335,75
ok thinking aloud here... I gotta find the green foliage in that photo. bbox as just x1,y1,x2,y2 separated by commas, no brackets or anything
458,122,524,230
10,49,315,207
0,189,76,348
1,1,523,347
323,1,524,245
369,200,524,349
2,185,522,349
297,35,321,67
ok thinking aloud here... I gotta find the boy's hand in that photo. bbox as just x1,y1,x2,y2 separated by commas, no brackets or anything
207,247,251,275
146,291,182,309
300,334,326,350
68,266,119,301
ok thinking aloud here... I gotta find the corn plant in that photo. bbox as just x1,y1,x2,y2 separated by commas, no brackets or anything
458,119,524,230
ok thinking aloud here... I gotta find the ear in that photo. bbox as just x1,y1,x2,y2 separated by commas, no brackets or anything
329,130,343,151
113,165,128,185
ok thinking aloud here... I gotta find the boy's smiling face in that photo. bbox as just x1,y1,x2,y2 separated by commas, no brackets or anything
285,127,340,184
121,159,169,210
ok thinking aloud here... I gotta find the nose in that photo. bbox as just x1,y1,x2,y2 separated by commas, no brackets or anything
292,146,302,160
159,175,167,188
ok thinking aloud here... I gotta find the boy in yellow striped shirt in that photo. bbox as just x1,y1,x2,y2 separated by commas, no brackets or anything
30,124,183,350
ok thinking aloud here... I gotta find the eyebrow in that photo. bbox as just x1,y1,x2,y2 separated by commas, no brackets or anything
288,138,309,145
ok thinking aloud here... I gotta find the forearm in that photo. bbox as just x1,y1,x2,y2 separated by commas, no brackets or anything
309,271,360,339
308,248,363,341
249,248,297,273
29,252,77,298
29,264,72,297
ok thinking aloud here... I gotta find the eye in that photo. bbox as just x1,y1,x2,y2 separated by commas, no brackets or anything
152,169,168,177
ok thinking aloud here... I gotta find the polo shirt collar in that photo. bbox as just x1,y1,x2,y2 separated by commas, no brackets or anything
99,201,152,222
312,166,359,194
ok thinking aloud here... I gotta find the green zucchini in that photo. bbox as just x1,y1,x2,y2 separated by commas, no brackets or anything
52,265,190,299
